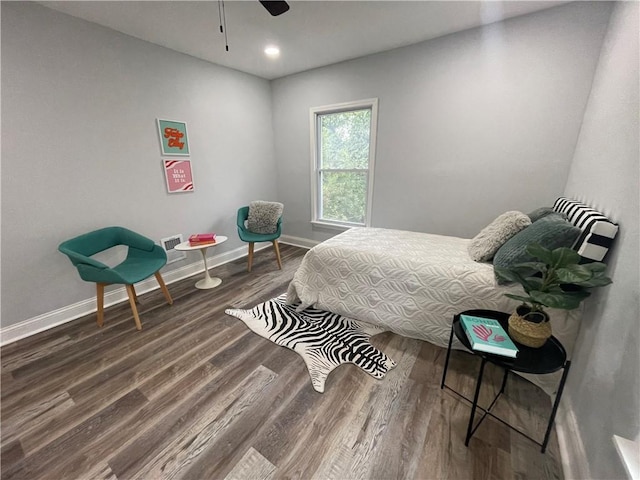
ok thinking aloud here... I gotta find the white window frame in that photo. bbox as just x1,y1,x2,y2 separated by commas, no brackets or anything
309,98,378,229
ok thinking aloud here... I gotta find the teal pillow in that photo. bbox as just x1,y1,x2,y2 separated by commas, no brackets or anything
493,213,581,283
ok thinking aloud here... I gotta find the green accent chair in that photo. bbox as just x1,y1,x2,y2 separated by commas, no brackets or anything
236,206,283,272
58,226,173,331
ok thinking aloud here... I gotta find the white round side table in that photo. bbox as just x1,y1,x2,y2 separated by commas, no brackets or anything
174,235,228,289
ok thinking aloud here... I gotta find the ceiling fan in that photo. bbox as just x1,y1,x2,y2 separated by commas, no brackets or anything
218,0,290,51
259,0,290,16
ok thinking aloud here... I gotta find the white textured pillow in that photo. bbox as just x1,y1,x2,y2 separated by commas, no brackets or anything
468,211,531,262
247,201,284,234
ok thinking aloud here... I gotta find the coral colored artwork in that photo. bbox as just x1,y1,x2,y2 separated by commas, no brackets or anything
163,159,194,193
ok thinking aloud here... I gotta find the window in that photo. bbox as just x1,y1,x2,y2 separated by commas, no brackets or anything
310,99,378,228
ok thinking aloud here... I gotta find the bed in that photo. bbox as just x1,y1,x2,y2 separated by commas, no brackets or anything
286,198,618,394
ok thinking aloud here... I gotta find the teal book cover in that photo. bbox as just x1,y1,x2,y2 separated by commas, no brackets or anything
460,314,519,358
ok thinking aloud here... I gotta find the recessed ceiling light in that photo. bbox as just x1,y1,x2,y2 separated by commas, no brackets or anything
264,46,280,57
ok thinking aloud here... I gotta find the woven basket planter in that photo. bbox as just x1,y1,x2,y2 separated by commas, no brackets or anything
508,306,551,348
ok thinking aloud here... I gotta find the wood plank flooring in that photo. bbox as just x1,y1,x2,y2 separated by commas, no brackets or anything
1,244,564,479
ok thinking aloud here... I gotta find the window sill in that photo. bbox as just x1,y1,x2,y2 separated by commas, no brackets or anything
310,220,363,232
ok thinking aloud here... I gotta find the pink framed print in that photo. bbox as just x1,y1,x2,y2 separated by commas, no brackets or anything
163,159,194,193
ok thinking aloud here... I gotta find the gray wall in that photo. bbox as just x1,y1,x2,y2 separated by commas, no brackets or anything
1,2,277,328
2,1,638,475
562,1,640,478
272,2,613,242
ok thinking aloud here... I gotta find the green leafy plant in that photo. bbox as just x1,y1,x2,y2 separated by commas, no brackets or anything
495,244,612,313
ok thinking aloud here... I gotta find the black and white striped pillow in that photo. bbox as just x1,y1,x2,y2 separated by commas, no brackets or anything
553,197,618,262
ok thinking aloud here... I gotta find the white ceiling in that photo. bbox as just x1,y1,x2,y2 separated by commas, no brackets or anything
39,1,570,80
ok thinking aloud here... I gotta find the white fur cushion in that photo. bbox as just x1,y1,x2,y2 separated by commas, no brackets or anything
247,201,283,234
468,211,531,262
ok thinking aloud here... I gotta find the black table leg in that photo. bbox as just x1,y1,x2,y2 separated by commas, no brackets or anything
441,321,455,389
499,368,509,394
465,357,487,446
541,360,572,453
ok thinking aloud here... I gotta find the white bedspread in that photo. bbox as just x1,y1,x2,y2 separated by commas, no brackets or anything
286,227,581,394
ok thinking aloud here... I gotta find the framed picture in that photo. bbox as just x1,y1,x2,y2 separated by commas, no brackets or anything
163,159,194,193
157,119,190,156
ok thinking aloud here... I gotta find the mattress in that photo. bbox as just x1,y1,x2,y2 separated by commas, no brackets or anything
286,227,581,394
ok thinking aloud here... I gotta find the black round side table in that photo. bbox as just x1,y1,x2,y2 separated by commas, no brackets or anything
440,309,571,453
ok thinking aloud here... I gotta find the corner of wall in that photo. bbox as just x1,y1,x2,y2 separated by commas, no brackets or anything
556,395,591,480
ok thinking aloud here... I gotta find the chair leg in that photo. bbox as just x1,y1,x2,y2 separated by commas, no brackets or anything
155,271,173,305
272,240,282,270
247,242,255,272
126,284,143,331
96,283,106,327
130,284,138,303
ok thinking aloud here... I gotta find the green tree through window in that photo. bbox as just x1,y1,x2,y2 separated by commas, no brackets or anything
313,101,377,226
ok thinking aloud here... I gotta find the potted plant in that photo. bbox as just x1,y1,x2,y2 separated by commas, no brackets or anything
494,243,612,347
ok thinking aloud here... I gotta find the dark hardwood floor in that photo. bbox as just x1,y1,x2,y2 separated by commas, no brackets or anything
1,244,563,479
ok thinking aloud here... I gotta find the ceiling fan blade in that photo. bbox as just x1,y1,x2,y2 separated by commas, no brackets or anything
259,0,290,16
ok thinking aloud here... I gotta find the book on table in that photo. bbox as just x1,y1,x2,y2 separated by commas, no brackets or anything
189,233,216,246
459,314,519,358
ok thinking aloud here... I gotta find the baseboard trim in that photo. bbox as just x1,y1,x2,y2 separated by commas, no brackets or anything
0,244,265,346
613,434,640,480
556,396,590,479
280,234,318,249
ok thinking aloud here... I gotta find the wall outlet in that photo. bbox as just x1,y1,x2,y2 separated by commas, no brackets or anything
161,234,186,264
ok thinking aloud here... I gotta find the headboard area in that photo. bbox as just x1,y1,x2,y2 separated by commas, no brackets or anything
553,197,619,262
490,197,620,276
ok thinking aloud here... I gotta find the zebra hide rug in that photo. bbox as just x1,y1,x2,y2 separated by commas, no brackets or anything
225,294,397,393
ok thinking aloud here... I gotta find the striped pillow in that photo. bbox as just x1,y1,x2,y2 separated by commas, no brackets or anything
553,197,619,262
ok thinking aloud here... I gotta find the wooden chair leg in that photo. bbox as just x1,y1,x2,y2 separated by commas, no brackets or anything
126,284,143,331
130,284,138,303
155,271,173,305
272,240,282,270
96,283,106,327
247,242,255,272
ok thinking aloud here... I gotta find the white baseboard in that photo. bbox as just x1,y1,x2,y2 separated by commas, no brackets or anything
0,244,266,346
280,234,318,249
556,396,590,479
613,434,640,480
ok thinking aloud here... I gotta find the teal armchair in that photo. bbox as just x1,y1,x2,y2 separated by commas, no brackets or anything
236,205,283,272
58,226,173,331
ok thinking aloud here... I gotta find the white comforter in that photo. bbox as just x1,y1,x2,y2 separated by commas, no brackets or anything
286,227,581,394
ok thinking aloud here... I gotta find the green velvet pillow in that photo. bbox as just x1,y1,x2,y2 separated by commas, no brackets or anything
493,213,581,283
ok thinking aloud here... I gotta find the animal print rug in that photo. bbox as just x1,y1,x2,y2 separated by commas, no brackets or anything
225,294,396,393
